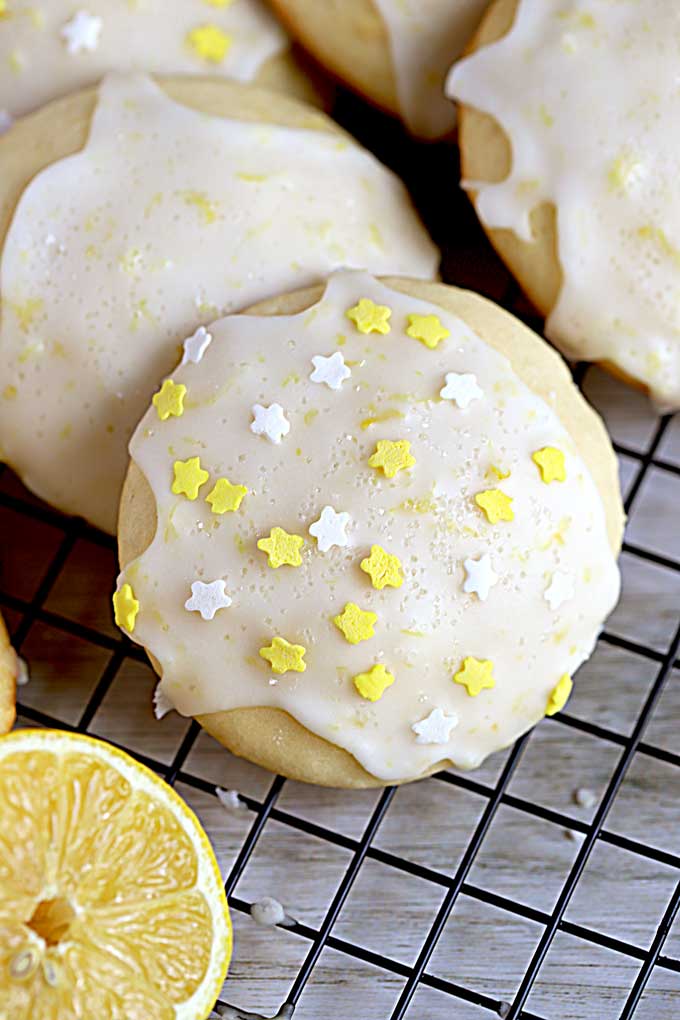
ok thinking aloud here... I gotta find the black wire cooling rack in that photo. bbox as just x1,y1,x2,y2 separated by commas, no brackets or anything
1,90,679,1020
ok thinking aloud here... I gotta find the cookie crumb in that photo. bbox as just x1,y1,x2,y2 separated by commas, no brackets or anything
15,655,30,687
250,896,295,928
573,786,597,809
216,788,248,813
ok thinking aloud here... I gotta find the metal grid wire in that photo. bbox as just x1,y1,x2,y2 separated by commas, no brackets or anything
1,91,679,1019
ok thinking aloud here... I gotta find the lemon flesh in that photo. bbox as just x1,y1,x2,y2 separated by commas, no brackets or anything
0,729,231,1020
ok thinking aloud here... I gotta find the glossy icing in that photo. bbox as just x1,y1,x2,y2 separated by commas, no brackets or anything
0,74,438,532
448,0,680,409
372,0,488,137
0,0,288,117
118,272,620,781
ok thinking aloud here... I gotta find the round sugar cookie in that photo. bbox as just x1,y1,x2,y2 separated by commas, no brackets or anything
448,0,680,410
0,0,329,124
0,73,438,534
269,0,488,139
116,270,623,788
0,612,17,734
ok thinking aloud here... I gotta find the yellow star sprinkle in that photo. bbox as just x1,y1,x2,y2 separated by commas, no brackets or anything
260,636,307,675
257,527,304,568
453,656,496,697
206,477,247,514
334,603,377,645
475,489,514,524
406,313,450,349
347,298,392,335
152,379,186,421
353,664,395,702
187,24,231,63
113,584,139,634
546,674,573,716
533,446,567,484
360,545,403,590
172,457,209,500
369,439,415,479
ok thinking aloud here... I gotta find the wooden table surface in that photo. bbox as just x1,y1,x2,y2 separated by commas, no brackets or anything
1,96,679,1020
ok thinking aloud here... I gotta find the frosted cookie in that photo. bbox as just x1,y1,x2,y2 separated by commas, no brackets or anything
0,73,438,533
448,0,680,410
0,612,16,734
116,270,623,788
0,0,328,121
269,0,488,138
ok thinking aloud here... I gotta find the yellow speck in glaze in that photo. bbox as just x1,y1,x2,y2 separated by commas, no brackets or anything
181,190,220,225
10,297,43,332
360,408,404,430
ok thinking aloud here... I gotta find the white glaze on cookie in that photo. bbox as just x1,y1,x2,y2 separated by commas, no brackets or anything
118,272,620,781
448,0,680,409
0,0,287,117
372,0,488,137
0,74,437,532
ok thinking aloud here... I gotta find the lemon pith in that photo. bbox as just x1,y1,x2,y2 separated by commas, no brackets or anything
0,729,231,1020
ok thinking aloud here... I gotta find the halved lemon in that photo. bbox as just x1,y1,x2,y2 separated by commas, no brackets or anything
0,729,231,1020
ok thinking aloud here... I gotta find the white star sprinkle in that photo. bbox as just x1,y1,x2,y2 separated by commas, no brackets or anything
251,403,290,444
440,372,483,409
0,110,13,136
310,351,351,391
185,579,233,621
463,554,499,602
412,708,459,745
153,683,175,720
60,11,102,54
309,506,351,552
544,571,575,611
181,326,212,366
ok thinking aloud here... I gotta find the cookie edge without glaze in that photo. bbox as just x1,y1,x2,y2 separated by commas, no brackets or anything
455,0,659,397
0,613,17,735
257,42,335,110
269,0,402,124
117,275,624,789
